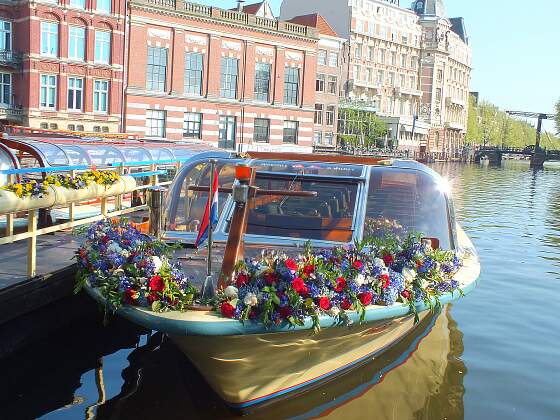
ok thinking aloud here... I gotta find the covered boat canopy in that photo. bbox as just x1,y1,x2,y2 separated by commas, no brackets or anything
165,155,457,249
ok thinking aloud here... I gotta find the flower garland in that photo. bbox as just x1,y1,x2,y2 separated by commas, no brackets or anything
75,219,197,312
1,169,120,198
217,235,462,331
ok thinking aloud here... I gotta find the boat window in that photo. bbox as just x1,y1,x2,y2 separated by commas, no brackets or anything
121,147,153,163
59,145,91,165
28,141,70,166
253,160,364,178
237,176,359,242
365,167,453,249
80,145,125,165
0,147,15,186
166,160,239,233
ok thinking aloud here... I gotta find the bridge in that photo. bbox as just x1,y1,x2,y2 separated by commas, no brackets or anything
474,110,558,168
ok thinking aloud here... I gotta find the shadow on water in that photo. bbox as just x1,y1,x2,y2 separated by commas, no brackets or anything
0,300,467,420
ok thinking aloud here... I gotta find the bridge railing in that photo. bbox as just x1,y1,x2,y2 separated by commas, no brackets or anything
0,158,190,278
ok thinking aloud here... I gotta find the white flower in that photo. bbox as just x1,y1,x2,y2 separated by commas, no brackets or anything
328,307,340,317
224,285,238,299
151,256,163,273
373,258,386,268
107,242,123,254
243,292,258,306
355,274,366,286
121,249,130,258
421,279,430,289
402,267,417,283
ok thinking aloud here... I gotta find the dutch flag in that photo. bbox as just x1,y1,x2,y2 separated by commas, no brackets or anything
195,168,219,248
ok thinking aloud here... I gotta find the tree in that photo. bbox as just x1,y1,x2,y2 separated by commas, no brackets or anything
338,107,388,150
555,98,560,135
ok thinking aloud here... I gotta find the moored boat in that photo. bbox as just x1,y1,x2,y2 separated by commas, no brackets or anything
83,153,480,409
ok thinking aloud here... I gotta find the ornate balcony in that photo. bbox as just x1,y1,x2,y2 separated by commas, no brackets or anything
0,106,25,123
0,50,23,69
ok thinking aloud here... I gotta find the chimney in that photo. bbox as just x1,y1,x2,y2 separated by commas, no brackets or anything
236,0,245,12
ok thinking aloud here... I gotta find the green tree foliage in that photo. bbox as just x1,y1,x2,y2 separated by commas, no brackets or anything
466,97,560,149
338,107,388,150
555,98,560,135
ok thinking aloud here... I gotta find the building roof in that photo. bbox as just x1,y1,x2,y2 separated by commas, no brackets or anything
449,17,468,43
287,13,338,37
412,0,447,17
231,1,275,18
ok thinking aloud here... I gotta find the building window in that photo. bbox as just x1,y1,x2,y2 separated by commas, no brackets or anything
40,122,49,129
93,126,101,132
146,110,166,137
183,112,202,139
184,52,203,95
366,68,373,83
313,131,322,145
377,70,384,85
218,116,236,149
324,132,334,145
94,30,111,64
77,124,84,131
390,51,396,66
283,67,299,106
367,46,375,61
327,76,337,94
69,0,85,9
411,57,417,70
97,0,111,13
0,73,11,105
49,123,58,130
316,73,325,92
328,52,338,67
400,74,405,88
93,80,109,113
68,124,76,131
68,26,85,61
220,57,238,99
354,45,362,59
388,72,395,86
253,118,270,143
40,74,57,109
102,126,109,133
283,121,298,144
318,49,327,66
326,105,335,126
400,54,407,68
436,88,442,102
67,77,83,111
378,49,385,64
314,104,323,125
41,21,58,57
409,75,416,89
146,46,168,91
254,63,271,102
0,20,12,51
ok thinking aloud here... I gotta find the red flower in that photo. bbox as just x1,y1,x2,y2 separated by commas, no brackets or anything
379,274,391,289
149,275,165,292
279,306,292,319
236,273,250,288
334,277,347,292
220,302,236,318
123,289,138,305
303,264,315,276
319,296,331,310
263,271,278,286
401,290,411,299
341,298,353,310
147,292,159,304
416,259,423,269
285,258,298,272
291,277,309,295
352,260,364,270
383,254,394,266
358,292,373,306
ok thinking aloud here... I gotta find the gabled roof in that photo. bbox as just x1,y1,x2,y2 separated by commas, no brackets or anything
230,1,275,19
287,13,338,37
449,17,468,44
243,1,264,15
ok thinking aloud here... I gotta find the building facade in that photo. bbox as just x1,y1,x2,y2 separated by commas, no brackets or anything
288,13,345,149
281,0,472,157
0,0,126,133
124,0,318,152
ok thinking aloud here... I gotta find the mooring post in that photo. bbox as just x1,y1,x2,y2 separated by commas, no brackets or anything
147,186,166,240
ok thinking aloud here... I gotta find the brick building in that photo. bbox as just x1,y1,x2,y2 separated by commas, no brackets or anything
0,0,126,133
124,0,318,152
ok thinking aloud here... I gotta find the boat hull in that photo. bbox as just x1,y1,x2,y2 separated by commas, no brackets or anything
170,311,432,409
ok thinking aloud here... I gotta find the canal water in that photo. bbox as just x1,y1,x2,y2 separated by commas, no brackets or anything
1,160,559,420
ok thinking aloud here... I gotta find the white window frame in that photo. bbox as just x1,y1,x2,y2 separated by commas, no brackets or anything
67,77,84,111
0,19,12,52
0,72,11,106
41,21,58,57
93,79,109,113
40,74,57,109
69,0,86,9
68,26,85,61
146,109,166,138
94,30,111,64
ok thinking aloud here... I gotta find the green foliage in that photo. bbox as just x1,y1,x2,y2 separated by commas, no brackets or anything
555,98,560,135
338,107,388,149
466,96,560,149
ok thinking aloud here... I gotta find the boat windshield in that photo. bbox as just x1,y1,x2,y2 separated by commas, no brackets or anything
365,167,453,249
226,173,359,243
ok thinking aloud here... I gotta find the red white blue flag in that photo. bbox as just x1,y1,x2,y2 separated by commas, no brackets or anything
195,169,219,248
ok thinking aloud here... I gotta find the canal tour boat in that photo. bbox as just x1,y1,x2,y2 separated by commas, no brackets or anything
81,152,480,410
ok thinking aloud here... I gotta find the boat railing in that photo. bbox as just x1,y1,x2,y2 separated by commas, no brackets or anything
0,158,189,278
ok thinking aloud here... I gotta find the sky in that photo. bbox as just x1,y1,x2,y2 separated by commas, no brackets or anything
193,0,560,131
